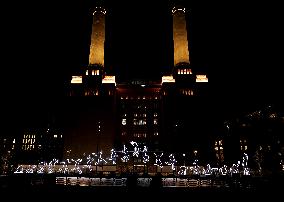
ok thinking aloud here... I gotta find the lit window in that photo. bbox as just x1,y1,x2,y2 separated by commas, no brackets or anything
154,113,158,117
143,114,147,117
122,119,127,125
22,134,36,151
143,119,147,125
240,138,248,151
154,132,159,136
214,139,224,163
92,70,95,75
86,70,89,76
54,135,57,138
154,119,158,125
178,69,181,74
134,113,138,117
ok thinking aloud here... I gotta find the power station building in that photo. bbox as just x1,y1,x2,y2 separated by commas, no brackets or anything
66,4,208,159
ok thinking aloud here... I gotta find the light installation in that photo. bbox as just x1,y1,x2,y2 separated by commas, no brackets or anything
13,141,252,176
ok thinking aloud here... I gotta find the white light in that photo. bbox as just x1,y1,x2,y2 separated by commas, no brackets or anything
71,76,82,84
166,154,177,170
130,141,140,157
142,146,149,163
162,75,175,83
178,166,188,175
93,7,107,15
196,75,208,82
108,149,117,165
172,7,186,14
102,76,116,85
154,153,163,168
121,145,130,163
95,151,107,165
14,165,24,174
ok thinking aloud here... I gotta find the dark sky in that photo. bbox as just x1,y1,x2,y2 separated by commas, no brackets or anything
2,0,283,131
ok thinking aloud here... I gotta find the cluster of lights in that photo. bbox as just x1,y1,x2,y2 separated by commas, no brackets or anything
120,145,130,163
130,141,140,158
13,142,252,176
93,7,106,15
108,149,117,165
166,154,177,170
95,151,107,165
172,7,186,14
142,146,149,163
154,153,163,168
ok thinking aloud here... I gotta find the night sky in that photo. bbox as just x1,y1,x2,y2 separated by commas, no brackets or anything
2,0,283,134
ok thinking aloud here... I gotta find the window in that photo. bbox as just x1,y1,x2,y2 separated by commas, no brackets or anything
133,119,137,125
154,132,159,136
138,119,146,125
214,139,224,163
154,119,158,125
154,113,158,117
122,119,127,125
22,134,36,151
240,139,248,152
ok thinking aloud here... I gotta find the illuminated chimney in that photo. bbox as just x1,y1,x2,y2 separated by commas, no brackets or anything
172,6,190,66
89,7,106,66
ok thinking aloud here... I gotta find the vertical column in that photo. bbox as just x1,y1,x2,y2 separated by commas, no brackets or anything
89,7,106,66
172,7,190,66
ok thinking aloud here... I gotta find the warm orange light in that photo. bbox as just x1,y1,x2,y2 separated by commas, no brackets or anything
71,76,82,84
89,9,105,66
102,76,116,85
196,75,208,82
173,8,190,66
162,76,175,83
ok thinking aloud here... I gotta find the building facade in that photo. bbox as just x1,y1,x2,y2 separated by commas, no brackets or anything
67,4,208,159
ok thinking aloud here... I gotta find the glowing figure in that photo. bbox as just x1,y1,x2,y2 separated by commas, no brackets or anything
166,154,177,170
142,146,149,163
154,153,163,168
